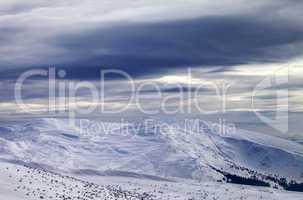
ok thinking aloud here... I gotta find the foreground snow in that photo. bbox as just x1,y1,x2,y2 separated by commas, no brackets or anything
0,162,302,200
0,162,153,200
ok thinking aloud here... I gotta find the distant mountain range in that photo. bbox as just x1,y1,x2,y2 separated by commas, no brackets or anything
0,118,303,192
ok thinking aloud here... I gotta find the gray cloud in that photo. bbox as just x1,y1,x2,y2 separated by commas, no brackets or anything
0,0,303,80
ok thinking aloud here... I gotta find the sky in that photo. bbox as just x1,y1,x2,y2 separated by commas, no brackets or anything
0,0,303,140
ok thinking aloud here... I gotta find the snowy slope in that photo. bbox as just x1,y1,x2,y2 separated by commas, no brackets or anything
0,117,303,194
1,161,303,200
163,121,303,182
0,162,154,200
0,118,209,180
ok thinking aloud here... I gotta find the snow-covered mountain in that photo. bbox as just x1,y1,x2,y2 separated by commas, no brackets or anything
0,117,303,197
2,161,303,200
0,118,303,199
0,162,155,200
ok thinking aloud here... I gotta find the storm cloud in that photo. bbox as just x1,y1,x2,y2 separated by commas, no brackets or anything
0,0,303,79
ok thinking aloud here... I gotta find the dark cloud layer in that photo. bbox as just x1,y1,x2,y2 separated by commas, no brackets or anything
0,1,303,80
47,15,302,79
